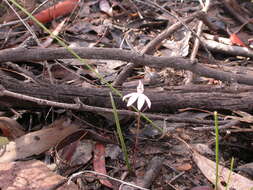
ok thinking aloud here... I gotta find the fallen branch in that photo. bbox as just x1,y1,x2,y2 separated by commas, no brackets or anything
202,38,253,58
1,73,253,113
1,47,253,85
185,0,211,84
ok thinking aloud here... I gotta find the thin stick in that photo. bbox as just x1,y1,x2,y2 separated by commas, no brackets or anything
133,111,141,168
0,84,232,126
68,170,149,190
4,0,41,46
185,0,211,84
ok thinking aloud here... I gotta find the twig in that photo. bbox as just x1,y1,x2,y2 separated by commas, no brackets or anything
4,0,41,46
185,0,211,84
0,0,50,28
223,0,253,32
202,38,253,58
202,33,232,45
141,11,203,55
192,120,240,131
0,84,231,126
0,62,40,84
169,171,185,184
68,170,150,190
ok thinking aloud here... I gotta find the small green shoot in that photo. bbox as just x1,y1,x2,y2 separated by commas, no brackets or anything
214,111,219,190
225,157,234,190
110,92,131,172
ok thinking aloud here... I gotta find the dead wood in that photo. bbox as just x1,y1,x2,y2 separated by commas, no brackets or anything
202,38,253,58
1,73,253,113
1,47,253,86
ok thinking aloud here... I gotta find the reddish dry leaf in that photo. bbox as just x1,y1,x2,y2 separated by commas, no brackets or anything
0,117,25,140
61,140,79,163
0,160,78,189
93,143,113,188
229,33,247,47
57,139,92,167
175,163,192,171
193,151,253,190
0,118,80,163
31,0,79,24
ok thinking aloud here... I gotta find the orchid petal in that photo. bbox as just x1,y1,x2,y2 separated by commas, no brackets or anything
122,80,151,110
137,80,144,94
122,93,136,101
126,93,139,107
145,96,151,108
137,94,145,110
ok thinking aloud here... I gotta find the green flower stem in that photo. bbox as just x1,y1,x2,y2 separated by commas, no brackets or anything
110,93,131,171
214,111,219,190
225,157,234,190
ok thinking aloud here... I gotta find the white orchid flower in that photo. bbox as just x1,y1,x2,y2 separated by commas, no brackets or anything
122,80,151,111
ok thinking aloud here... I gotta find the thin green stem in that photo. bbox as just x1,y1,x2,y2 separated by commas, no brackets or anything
214,111,219,190
225,157,234,190
110,93,131,171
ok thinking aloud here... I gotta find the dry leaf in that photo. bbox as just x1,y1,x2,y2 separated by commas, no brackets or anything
175,163,192,171
193,151,253,190
99,0,113,16
0,160,78,189
230,33,247,47
58,140,93,167
0,119,80,163
93,143,113,188
162,31,191,57
0,117,25,140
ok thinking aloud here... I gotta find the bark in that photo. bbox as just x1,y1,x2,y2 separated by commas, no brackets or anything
1,73,253,113
1,47,253,85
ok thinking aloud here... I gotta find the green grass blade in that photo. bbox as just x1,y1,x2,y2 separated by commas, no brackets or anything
214,111,219,190
110,92,132,171
225,157,234,190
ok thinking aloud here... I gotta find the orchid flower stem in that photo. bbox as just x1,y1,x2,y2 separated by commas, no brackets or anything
214,111,219,190
133,111,141,168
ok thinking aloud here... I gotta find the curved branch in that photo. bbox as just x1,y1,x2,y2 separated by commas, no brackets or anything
1,47,253,85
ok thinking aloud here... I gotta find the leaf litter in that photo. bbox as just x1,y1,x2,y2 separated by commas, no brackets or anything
0,0,253,189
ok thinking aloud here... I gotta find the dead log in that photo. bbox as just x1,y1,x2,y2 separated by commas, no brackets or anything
1,73,253,113
1,47,253,85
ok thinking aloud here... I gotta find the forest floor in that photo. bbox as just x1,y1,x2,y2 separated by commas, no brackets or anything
0,0,253,189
